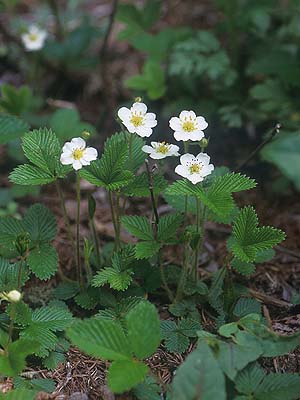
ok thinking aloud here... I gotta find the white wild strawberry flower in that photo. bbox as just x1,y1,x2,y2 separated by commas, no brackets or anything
169,110,208,142
21,25,47,51
0,290,22,303
60,137,98,171
175,153,214,184
142,141,180,159
117,102,157,137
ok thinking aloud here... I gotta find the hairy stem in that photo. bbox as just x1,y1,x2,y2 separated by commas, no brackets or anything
55,180,75,251
145,160,174,301
76,173,83,286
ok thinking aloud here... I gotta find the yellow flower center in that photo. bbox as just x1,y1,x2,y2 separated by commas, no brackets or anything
157,142,169,154
130,114,144,127
72,148,84,160
28,33,38,42
189,163,201,174
182,121,196,132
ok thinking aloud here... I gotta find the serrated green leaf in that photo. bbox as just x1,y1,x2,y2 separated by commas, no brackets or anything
126,301,160,359
157,213,183,242
20,325,58,358
92,267,133,291
9,164,55,185
233,298,261,318
255,373,300,400
160,320,189,353
121,216,153,240
108,360,148,394
123,172,167,197
0,114,30,144
135,241,161,259
27,243,58,280
235,364,265,395
24,204,56,242
0,217,25,251
231,258,255,276
67,318,132,360
0,388,37,399
228,206,285,262
31,306,73,331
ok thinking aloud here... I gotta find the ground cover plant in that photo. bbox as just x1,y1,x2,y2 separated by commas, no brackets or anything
0,1,300,399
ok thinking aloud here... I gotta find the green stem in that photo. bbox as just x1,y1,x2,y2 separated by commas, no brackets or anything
193,197,201,282
55,180,75,251
108,191,120,250
90,218,101,266
76,173,83,286
8,303,15,344
129,133,133,171
17,258,23,290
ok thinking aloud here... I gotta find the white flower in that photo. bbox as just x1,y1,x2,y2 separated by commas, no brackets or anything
117,102,157,137
60,137,98,171
169,110,208,142
1,290,22,303
21,25,47,51
175,153,214,184
142,141,180,159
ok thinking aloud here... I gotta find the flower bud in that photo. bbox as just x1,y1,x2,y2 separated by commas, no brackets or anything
3,290,22,303
15,232,30,256
82,131,91,140
134,97,142,103
199,137,209,149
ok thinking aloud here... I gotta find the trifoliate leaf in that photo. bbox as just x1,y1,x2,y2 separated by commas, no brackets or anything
228,206,285,262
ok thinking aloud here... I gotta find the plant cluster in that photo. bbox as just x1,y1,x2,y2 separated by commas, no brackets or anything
0,97,298,399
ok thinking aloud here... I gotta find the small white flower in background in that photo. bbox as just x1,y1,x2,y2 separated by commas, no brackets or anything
60,137,98,171
142,141,180,159
175,153,214,184
21,25,47,51
117,102,157,137
169,110,208,142
0,290,22,303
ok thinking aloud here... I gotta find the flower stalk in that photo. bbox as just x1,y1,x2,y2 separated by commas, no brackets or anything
76,172,83,286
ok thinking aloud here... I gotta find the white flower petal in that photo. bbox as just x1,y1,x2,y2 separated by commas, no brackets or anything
72,160,82,170
175,165,189,179
188,130,204,141
149,152,166,159
195,153,210,165
179,110,191,120
169,117,182,131
145,112,156,121
150,141,159,147
117,106,131,122
80,158,90,166
174,131,189,141
131,102,147,114
60,154,73,165
169,144,180,153
144,116,157,128
196,116,208,130
62,142,74,153
142,145,154,154
71,137,86,149
189,174,204,184
201,164,214,176
124,122,136,133
83,147,98,161
180,153,195,166
135,126,152,137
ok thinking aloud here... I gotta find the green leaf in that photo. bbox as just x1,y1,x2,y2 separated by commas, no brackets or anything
0,84,33,115
0,389,37,399
123,172,167,197
160,320,189,353
121,216,153,240
233,297,261,318
20,325,58,357
9,164,54,185
27,243,58,280
133,375,161,400
235,364,265,396
24,204,57,242
157,213,183,242
171,342,226,400
262,132,300,190
108,360,148,394
92,267,133,291
67,318,132,361
31,306,73,331
255,373,300,400
22,128,62,175
0,114,29,144
126,301,160,359
80,133,133,190
228,206,285,262
135,241,161,259
231,258,255,276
